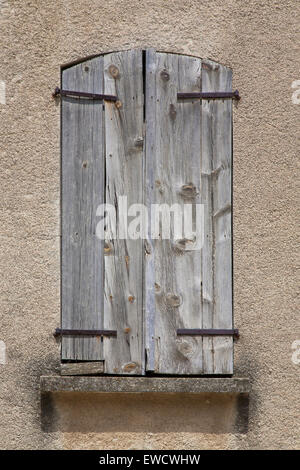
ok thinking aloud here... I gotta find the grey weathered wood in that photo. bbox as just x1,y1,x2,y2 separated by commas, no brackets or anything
61,362,104,376
201,60,233,374
145,52,204,374
145,52,233,375
61,57,105,361
103,50,144,374
144,48,157,372
61,50,233,375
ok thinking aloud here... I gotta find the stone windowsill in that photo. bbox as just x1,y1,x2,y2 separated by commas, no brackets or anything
40,376,250,394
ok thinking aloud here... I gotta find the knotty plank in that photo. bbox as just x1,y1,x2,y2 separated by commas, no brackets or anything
202,60,233,374
103,50,144,374
144,48,157,372
61,362,104,376
61,57,105,361
145,52,203,374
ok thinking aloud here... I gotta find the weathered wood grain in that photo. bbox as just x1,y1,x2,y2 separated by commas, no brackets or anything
144,48,157,372
202,60,233,374
61,50,233,374
61,362,104,376
145,52,204,374
103,50,144,374
61,57,105,361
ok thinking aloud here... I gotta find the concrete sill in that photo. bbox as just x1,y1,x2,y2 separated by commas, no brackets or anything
40,376,250,395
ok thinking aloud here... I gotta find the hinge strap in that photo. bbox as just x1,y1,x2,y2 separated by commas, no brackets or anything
54,328,117,338
177,328,239,339
52,87,118,102
177,90,240,101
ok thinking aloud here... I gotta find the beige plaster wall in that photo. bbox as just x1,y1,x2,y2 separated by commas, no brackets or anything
0,0,299,449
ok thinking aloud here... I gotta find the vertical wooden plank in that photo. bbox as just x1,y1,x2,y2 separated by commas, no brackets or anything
202,60,233,374
201,62,215,374
144,48,157,372
103,50,144,374
145,52,203,374
61,57,104,361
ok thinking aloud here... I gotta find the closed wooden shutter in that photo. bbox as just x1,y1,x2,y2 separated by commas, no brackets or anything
61,56,105,361
61,49,233,375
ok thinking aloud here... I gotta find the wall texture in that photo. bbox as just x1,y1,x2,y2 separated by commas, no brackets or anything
0,0,299,450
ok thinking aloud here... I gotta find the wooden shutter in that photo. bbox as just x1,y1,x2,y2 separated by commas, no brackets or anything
144,52,233,375
61,49,233,375
61,56,105,361
102,50,144,374
61,51,144,373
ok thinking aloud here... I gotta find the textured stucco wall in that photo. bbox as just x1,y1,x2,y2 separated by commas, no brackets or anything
0,0,299,450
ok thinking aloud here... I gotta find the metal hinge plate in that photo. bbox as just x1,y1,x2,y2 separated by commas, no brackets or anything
177,328,239,339
54,328,117,338
52,87,118,102
177,90,240,101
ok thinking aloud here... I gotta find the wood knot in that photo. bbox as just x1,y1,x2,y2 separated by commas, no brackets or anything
104,241,113,255
160,69,170,81
165,293,182,307
176,338,196,357
144,240,152,255
180,183,198,199
82,161,88,168
155,180,164,194
122,362,138,372
128,295,135,303
169,104,177,120
108,64,120,78
124,327,131,334
155,283,161,292
72,231,79,242
134,137,144,148
173,238,196,252
115,100,122,109
174,238,188,250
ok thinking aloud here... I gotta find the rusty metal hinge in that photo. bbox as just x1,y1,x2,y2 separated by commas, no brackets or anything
177,90,240,101
54,328,117,338
52,87,118,102
177,328,239,339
